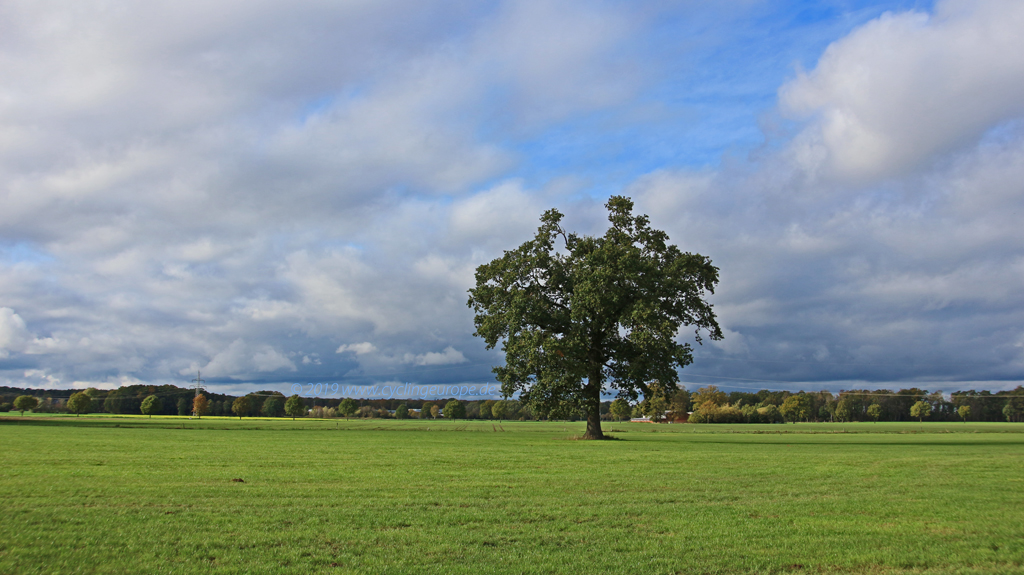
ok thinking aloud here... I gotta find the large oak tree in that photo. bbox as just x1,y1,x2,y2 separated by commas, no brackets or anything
468,196,722,439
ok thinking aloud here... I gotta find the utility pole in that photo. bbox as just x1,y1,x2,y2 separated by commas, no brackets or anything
191,370,205,417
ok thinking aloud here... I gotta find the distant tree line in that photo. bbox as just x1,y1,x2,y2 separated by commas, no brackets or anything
1,383,1021,423
0,385,572,421
673,385,1024,423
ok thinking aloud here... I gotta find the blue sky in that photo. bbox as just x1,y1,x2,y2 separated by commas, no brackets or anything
1,0,1022,397
503,1,936,183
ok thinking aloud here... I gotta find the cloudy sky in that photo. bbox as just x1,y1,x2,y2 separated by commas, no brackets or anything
2,0,1023,396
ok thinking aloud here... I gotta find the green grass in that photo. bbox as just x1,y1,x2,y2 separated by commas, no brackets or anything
1,416,1022,574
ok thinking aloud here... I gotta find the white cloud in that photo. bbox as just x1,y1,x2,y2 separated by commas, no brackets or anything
636,76,1024,388
0,308,31,357
780,0,1024,181
336,342,378,355
252,346,297,373
70,375,144,391
187,339,295,379
451,181,536,234
405,346,468,366
0,307,70,358
192,339,248,378
472,0,641,127
709,328,749,357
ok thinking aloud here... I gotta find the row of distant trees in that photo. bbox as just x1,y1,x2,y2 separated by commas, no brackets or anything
2,383,1022,422
0,390,537,421
0,385,557,421
632,385,1024,423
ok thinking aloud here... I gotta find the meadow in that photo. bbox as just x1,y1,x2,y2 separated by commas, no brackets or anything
1,415,1021,574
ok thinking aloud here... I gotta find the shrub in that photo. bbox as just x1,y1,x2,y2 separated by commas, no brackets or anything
757,405,783,423
689,401,782,424
713,405,744,424
741,404,758,423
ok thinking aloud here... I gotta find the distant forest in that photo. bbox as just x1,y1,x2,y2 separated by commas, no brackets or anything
1,384,1021,422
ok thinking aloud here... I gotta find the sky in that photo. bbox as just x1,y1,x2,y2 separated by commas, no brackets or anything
2,0,1023,397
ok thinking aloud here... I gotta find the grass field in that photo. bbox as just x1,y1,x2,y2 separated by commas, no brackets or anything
1,416,1022,574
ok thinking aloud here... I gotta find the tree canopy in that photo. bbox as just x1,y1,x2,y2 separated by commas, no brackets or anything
609,398,632,421
867,403,882,423
1004,402,1020,422
140,395,162,418
67,392,92,417
781,394,812,423
261,396,283,417
13,395,38,416
444,400,465,420
667,389,690,422
691,385,727,408
420,401,435,420
284,395,305,420
490,400,507,421
232,397,250,419
468,196,722,439
910,400,931,422
338,398,357,420
193,394,209,418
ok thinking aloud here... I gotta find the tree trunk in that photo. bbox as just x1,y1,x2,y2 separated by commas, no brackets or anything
582,367,604,440
584,406,604,439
